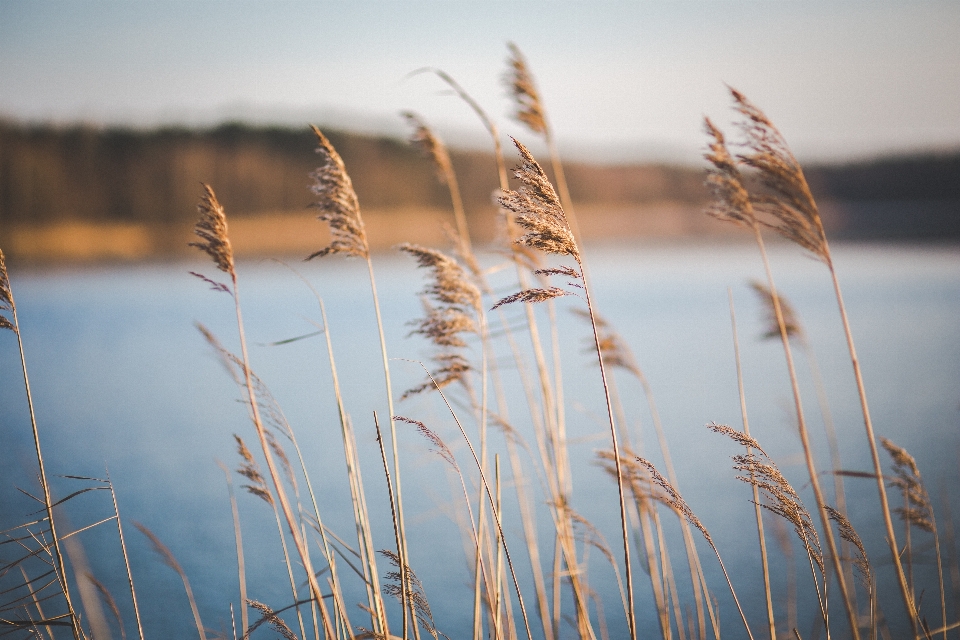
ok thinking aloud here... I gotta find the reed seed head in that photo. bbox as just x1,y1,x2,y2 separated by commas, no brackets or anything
491,286,570,311
498,139,579,259
825,505,873,589
399,244,481,312
395,415,458,470
706,422,768,457
379,549,439,639
234,434,274,506
402,112,453,186
703,117,756,228
572,308,642,378
749,280,803,341
635,457,713,545
248,600,298,640
504,42,548,136
881,437,934,533
732,452,824,572
729,88,829,262
190,184,235,278
307,125,369,260
0,249,15,332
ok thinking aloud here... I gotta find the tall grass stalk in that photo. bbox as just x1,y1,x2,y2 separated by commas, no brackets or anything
373,412,410,640
493,139,635,640
727,290,776,640
724,88,917,630
422,67,576,640
191,185,335,639
218,462,249,638
0,250,82,640
307,126,418,636
413,363,535,640
704,115,858,638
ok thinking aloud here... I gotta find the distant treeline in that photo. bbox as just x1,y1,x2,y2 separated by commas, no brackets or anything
1,119,958,239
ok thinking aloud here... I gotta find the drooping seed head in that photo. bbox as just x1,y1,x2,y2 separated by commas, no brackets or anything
748,280,803,341
399,244,481,313
882,437,934,533
703,117,756,228
402,112,454,186
729,88,829,262
825,505,873,589
504,42,548,136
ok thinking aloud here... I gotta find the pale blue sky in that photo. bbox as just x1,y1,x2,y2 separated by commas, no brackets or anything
2,1,959,162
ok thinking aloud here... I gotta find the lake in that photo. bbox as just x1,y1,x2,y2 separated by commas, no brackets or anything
2,240,958,639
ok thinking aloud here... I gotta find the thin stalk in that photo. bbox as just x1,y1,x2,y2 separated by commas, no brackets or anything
317,294,387,636
363,257,419,638
825,257,917,629
711,547,756,640
753,227,855,639
231,274,335,639
105,471,145,640
420,366,535,640
10,300,82,640
576,256,636,640
271,500,309,640
20,566,55,640
373,412,408,640
635,368,710,638
728,290,776,640
218,463,249,639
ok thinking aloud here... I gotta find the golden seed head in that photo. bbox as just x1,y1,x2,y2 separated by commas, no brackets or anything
307,125,369,260
190,184,235,277
504,42,548,136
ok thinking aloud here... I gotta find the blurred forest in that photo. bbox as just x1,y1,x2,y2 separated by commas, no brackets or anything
1,120,957,262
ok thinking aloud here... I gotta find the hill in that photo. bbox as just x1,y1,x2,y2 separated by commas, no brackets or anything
0,121,957,262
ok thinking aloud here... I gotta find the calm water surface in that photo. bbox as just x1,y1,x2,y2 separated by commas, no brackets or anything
1,241,958,639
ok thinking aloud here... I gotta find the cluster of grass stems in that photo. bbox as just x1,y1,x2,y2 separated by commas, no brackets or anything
2,45,958,640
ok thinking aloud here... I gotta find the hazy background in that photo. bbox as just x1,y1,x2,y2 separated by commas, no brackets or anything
2,1,960,163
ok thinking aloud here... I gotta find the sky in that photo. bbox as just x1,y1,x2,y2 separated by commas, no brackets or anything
2,1,959,163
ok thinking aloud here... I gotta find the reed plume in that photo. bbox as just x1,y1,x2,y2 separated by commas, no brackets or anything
729,89,828,263
380,550,442,640
402,112,475,263
824,507,872,590
749,280,802,340
708,424,832,632
497,140,579,261
307,125,369,260
881,438,934,533
399,244,480,399
882,437,946,634
247,600,299,640
0,250,14,332
504,43,547,136
190,184,236,277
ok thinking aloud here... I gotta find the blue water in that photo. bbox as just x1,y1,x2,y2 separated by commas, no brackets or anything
1,241,958,639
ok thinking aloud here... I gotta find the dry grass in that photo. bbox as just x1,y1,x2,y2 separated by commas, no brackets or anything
1,46,955,640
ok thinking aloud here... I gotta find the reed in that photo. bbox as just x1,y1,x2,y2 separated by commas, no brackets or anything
3,47,954,640
724,87,916,630
704,110,858,638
